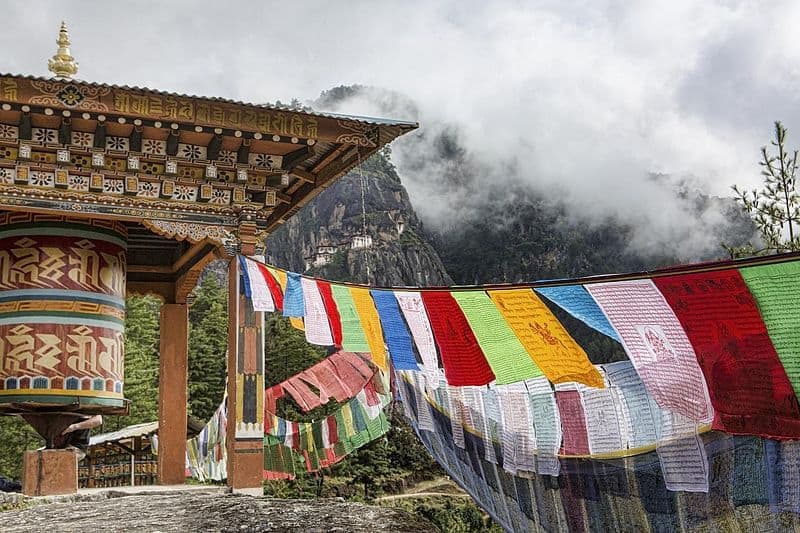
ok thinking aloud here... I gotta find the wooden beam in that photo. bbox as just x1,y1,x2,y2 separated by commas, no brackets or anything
58,118,71,146
130,126,143,152
237,139,251,164
207,134,223,161
166,130,179,156
126,281,175,303
285,178,304,196
276,191,291,204
289,168,315,184
171,238,219,273
157,303,188,485
280,145,312,170
310,145,347,174
93,122,106,148
126,265,174,275
174,245,224,304
19,112,31,140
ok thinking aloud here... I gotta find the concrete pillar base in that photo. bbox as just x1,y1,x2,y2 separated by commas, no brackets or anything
22,449,78,497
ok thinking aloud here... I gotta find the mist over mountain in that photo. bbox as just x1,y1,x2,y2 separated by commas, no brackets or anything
264,86,755,285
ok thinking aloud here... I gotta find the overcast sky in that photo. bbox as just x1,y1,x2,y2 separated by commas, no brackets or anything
2,1,798,256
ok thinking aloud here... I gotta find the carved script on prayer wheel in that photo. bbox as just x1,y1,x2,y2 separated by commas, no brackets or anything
0,213,127,412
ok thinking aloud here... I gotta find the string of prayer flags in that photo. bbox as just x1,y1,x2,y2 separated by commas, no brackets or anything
578,378,627,455
654,270,800,439
495,382,538,474
186,399,228,482
535,285,621,341
452,290,543,384
265,265,303,329
740,261,800,399
585,279,714,423
266,351,377,413
350,287,388,370
371,289,420,370
421,291,496,386
488,289,604,388
264,379,392,475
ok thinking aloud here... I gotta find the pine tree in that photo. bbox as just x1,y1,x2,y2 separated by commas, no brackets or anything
729,121,800,257
188,275,229,422
103,295,161,432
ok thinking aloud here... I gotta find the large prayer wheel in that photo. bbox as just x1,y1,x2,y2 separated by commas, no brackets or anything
0,213,127,414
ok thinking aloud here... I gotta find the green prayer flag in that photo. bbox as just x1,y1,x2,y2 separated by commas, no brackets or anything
741,261,800,396
451,290,543,384
331,284,371,352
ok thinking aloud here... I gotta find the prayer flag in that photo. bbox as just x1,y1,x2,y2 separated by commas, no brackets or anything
371,290,419,370
488,289,604,388
452,290,543,384
536,285,621,341
395,291,441,387
301,277,334,346
350,286,388,370
331,284,371,352
586,279,713,423
655,270,800,439
421,291,496,386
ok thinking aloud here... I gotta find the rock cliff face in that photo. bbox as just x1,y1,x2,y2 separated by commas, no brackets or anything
265,151,451,287
430,182,757,285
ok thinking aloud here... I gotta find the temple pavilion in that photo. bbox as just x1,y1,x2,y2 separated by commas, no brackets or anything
0,23,416,495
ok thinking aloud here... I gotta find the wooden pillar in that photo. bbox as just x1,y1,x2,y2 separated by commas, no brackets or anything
157,303,188,485
226,253,266,494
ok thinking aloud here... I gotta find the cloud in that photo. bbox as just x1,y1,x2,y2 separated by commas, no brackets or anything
0,1,793,258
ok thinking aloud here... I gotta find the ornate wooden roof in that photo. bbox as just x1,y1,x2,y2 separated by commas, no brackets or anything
0,74,416,300
0,74,417,243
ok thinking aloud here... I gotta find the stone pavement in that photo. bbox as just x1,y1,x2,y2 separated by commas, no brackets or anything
0,487,437,532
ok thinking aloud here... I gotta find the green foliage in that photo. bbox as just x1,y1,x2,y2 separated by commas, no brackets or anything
390,498,504,533
0,416,42,479
104,294,161,432
188,275,228,422
729,121,800,257
265,314,328,389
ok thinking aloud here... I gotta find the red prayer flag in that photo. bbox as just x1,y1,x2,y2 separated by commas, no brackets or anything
257,263,284,311
655,270,800,439
420,291,495,386
327,416,339,446
555,388,590,455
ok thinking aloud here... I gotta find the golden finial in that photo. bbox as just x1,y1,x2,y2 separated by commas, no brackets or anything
48,21,79,79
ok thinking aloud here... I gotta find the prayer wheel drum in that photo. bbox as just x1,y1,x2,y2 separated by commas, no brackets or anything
0,213,128,415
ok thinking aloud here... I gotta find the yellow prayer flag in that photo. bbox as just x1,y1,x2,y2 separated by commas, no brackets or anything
349,286,388,370
268,267,286,289
488,289,604,388
342,403,355,436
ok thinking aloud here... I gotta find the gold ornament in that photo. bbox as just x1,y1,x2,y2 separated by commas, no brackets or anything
47,21,79,79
